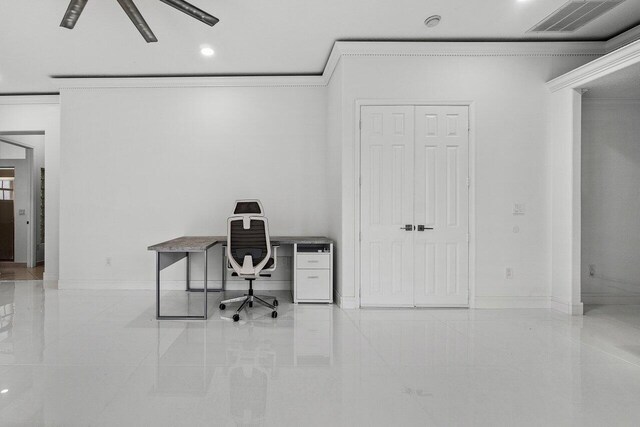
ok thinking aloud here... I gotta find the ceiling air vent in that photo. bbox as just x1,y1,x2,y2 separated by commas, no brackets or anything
528,0,625,32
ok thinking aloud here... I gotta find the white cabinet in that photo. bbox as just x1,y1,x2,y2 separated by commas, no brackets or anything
292,243,333,303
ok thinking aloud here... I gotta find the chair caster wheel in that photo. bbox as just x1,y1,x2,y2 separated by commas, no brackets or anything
249,301,253,308
271,311,278,319
273,300,279,307
219,303,226,310
233,314,240,322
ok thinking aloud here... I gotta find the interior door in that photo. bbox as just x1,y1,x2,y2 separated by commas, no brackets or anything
0,200,15,261
414,106,469,306
360,106,415,306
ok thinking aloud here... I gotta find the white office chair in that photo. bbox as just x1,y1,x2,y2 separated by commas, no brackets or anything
219,200,279,321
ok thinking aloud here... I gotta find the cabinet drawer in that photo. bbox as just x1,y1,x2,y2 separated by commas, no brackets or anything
297,253,330,269
296,270,331,300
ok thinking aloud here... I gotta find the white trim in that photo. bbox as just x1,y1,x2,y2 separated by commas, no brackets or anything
331,41,604,58
606,24,640,53
550,297,584,315
56,75,326,90
54,41,606,91
333,287,357,309
474,296,550,309
0,95,60,105
355,100,475,309
547,39,640,92
42,272,59,281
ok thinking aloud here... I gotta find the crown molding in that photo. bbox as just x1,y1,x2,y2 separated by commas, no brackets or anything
606,24,640,53
54,41,606,90
328,41,605,58
0,95,60,105
547,39,640,92
55,75,326,90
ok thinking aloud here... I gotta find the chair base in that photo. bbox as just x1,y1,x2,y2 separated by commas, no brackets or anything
219,279,278,321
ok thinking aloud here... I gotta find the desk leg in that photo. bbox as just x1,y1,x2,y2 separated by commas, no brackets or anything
204,249,208,319
156,252,161,319
186,252,190,291
221,248,226,292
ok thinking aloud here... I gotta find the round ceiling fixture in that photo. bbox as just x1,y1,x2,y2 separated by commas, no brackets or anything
424,15,441,28
200,47,215,57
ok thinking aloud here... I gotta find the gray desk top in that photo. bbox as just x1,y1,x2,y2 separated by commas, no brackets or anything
148,235,333,252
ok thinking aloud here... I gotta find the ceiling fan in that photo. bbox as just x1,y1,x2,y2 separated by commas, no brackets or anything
60,0,219,43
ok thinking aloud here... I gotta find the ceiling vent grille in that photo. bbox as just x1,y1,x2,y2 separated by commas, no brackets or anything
528,0,625,32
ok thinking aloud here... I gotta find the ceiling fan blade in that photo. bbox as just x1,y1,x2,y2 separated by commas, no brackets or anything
116,0,158,43
159,0,219,26
60,0,89,29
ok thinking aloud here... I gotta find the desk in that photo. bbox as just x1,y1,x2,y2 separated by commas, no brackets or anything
149,236,334,320
148,236,219,320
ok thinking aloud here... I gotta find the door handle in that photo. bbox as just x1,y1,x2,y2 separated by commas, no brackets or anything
400,224,414,231
417,225,434,231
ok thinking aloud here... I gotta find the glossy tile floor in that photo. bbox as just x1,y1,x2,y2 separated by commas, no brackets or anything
2,282,640,426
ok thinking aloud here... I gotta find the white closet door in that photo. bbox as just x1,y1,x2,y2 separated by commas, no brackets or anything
413,106,469,306
360,106,415,306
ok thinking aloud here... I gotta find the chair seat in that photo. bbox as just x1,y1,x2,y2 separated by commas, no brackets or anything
229,257,274,275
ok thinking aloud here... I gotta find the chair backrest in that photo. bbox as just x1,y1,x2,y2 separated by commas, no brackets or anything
227,200,271,277
233,200,264,215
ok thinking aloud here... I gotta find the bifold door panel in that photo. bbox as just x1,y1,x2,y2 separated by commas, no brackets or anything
360,105,469,307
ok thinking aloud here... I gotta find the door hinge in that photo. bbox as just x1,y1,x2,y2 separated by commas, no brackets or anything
466,177,470,187
359,231,362,242
359,176,362,187
467,233,470,243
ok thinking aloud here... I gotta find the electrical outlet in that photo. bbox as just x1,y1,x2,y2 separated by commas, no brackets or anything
106,257,112,267
505,268,513,279
589,264,596,277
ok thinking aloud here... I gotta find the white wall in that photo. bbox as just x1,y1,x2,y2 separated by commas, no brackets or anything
334,52,599,308
0,98,59,280
0,142,26,159
59,86,328,289
582,100,640,303
327,60,344,301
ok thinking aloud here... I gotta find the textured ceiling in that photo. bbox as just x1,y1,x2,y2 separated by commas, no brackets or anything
1,0,639,93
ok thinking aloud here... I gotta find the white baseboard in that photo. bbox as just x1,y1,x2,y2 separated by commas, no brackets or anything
43,272,58,281
582,295,640,305
550,297,583,315
333,288,358,309
474,296,550,309
58,279,292,291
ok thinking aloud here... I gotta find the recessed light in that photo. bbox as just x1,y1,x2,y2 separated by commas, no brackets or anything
424,15,441,28
200,47,214,57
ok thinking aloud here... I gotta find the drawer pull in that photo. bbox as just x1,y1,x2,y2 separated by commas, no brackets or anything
307,260,319,263
307,276,319,279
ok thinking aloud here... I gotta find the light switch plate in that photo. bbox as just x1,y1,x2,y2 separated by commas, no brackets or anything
18,209,26,216
513,203,526,215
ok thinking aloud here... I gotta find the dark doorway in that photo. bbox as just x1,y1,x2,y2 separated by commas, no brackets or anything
0,168,15,261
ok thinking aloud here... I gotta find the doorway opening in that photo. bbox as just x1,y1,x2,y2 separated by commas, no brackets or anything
580,63,640,309
0,135,45,281
0,168,15,261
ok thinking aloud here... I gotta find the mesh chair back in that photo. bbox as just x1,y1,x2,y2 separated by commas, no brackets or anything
229,218,269,266
234,200,264,215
